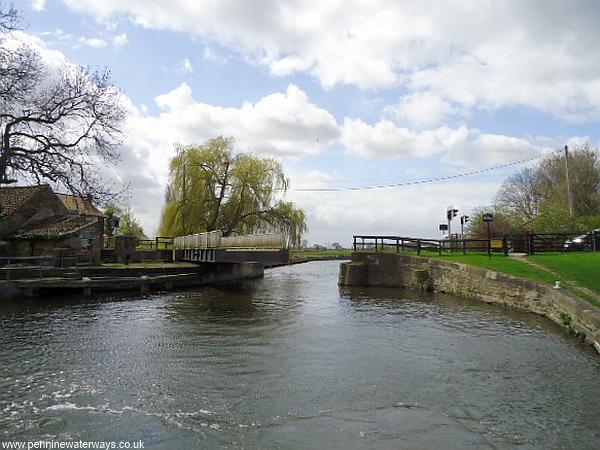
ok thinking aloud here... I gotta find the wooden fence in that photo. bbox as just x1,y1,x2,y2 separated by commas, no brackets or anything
103,236,174,250
353,230,600,256
353,235,502,256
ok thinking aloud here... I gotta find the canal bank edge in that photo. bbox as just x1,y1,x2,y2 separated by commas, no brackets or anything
339,252,600,355
0,262,263,300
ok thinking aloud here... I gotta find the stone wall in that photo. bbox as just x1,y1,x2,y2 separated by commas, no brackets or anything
101,249,173,264
8,219,103,265
340,252,600,354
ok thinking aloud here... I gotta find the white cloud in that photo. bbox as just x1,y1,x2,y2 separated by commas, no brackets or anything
112,33,128,48
38,29,74,44
341,118,550,169
61,0,600,121
77,36,107,48
442,132,546,170
180,58,193,74
5,31,69,69
31,0,46,12
39,30,127,50
341,119,467,159
385,92,457,128
268,56,312,77
148,82,340,158
202,46,228,63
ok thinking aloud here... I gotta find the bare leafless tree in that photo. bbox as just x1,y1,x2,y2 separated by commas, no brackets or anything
494,166,542,222
0,3,18,32
0,4,125,202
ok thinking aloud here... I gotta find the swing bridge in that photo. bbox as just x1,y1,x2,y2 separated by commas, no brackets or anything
173,231,289,266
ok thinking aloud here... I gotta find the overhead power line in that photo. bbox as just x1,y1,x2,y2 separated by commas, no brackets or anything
289,149,559,192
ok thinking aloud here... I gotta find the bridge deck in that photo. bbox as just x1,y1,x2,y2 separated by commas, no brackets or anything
178,248,289,265
174,232,289,265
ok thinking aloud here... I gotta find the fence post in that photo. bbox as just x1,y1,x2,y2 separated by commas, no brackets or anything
439,239,442,256
503,235,509,256
528,231,535,255
353,236,357,252
396,238,399,253
417,239,421,256
374,238,378,252
462,238,466,255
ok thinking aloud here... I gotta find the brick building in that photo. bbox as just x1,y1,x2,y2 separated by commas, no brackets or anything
0,185,104,264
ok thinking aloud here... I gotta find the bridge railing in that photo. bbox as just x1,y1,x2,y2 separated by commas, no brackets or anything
221,233,285,248
173,231,221,250
173,231,285,249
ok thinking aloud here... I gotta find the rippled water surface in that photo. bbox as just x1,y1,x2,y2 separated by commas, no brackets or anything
1,261,600,449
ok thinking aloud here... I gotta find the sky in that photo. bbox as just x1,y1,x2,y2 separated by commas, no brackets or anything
11,0,600,245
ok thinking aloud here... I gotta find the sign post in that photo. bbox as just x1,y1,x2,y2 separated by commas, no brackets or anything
439,223,448,255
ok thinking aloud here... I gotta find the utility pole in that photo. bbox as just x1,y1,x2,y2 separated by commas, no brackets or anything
565,145,573,216
182,163,187,234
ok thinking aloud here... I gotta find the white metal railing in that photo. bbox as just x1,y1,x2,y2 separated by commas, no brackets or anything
221,233,285,249
173,231,285,250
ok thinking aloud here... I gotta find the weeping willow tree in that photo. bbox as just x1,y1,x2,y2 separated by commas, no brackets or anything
158,136,307,247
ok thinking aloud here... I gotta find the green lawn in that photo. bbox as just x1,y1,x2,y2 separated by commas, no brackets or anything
290,249,352,262
430,253,558,285
529,253,600,295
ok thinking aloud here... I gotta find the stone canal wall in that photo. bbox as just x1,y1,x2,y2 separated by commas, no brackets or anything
339,252,600,354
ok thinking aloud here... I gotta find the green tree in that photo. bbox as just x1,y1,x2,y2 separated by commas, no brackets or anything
103,204,147,239
536,144,600,216
527,205,579,233
465,206,518,239
493,143,600,232
103,203,120,237
158,136,307,246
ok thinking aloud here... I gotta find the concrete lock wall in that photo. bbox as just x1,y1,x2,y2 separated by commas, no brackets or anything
0,262,264,301
339,252,600,354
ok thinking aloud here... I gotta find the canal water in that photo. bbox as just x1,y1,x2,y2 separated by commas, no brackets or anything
1,261,599,449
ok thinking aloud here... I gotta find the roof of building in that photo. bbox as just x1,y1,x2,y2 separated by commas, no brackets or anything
55,193,103,217
14,215,97,239
0,185,51,218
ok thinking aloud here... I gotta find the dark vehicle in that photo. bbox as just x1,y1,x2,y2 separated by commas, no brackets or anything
564,229,600,251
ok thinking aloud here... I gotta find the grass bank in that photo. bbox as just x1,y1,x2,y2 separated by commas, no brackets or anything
429,253,555,284
529,253,600,296
430,252,600,307
290,249,352,263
